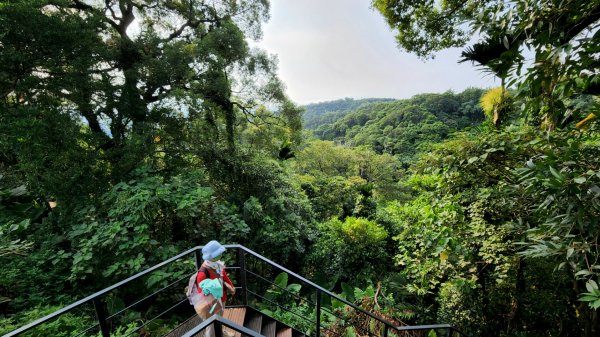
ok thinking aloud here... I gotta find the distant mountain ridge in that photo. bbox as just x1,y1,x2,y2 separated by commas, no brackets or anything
302,98,395,130
305,89,486,164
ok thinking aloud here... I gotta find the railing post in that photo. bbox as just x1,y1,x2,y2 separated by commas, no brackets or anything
214,319,223,337
447,327,453,337
195,249,203,270
92,298,110,337
315,289,321,337
383,324,388,337
237,247,248,306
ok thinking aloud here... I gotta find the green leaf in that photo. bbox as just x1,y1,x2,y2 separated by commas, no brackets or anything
574,176,587,184
345,326,356,337
468,157,479,164
287,283,301,294
341,282,354,301
274,272,288,289
579,295,598,302
586,280,599,292
502,35,509,49
260,309,274,316
549,166,564,181
575,270,593,277
332,298,345,310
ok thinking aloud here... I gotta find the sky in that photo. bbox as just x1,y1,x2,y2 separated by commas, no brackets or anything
251,0,498,105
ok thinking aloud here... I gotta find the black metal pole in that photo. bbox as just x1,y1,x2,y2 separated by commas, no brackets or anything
195,249,203,270
215,320,223,337
92,298,110,337
238,247,248,306
447,327,453,337
383,325,388,337
315,289,321,337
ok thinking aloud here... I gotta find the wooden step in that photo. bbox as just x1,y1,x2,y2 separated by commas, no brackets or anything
262,319,276,337
223,307,247,337
245,312,263,334
276,327,292,337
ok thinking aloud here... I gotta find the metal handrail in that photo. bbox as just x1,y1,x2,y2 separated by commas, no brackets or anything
246,289,373,337
236,245,399,327
233,245,465,336
3,246,200,337
245,276,374,337
3,244,467,337
245,269,314,306
246,289,316,326
122,298,188,337
245,270,375,332
106,273,190,321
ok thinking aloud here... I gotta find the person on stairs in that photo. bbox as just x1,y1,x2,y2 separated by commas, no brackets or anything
194,240,235,337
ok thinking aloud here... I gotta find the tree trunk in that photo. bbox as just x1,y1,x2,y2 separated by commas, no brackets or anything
508,258,525,333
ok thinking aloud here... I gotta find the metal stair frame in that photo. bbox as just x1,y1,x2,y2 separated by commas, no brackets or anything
180,314,265,337
2,245,468,337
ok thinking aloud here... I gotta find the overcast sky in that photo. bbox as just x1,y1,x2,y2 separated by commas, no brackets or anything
252,0,498,105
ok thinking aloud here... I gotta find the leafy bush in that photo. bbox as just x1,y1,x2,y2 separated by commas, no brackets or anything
309,217,389,286
55,168,249,284
0,306,93,337
258,272,316,334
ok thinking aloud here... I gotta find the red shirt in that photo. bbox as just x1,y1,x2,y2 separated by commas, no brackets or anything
196,266,234,302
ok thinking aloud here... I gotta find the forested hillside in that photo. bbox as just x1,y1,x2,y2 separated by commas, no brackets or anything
303,98,394,129
312,89,484,163
2,1,600,337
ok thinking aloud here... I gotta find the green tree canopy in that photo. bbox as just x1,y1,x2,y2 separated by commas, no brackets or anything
374,0,600,129
0,0,298,201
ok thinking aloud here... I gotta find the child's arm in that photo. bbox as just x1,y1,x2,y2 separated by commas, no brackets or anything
223,271,236,294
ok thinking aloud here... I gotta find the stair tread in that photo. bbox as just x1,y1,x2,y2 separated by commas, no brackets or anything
276,327,292,337
223,307,247,337
262,320,276,337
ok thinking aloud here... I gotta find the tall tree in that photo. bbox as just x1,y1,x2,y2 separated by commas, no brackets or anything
373,0,600,129
0,0,293,199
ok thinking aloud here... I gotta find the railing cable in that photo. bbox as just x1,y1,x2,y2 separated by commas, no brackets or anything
107,273,190,321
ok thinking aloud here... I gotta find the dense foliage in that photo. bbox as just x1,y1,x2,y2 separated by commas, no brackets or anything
2,0,600,337
311,89,485,164
0,0,309,321
377,126,598,336
303,98,394,130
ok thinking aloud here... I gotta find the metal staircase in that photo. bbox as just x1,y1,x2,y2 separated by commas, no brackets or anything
165,307,303,337
2,245,468,337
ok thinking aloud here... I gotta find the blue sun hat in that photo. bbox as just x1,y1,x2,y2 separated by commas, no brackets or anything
202,240,226,261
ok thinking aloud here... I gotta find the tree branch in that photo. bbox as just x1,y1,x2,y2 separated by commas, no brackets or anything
233,101,285,128
117,1,135,35
561,5,600,45
164,17,218,41
105,0,120,21
70,0,94,10
167,21,193,40
143,85,172,103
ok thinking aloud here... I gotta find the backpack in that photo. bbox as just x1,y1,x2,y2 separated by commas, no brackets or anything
186,267,221,305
